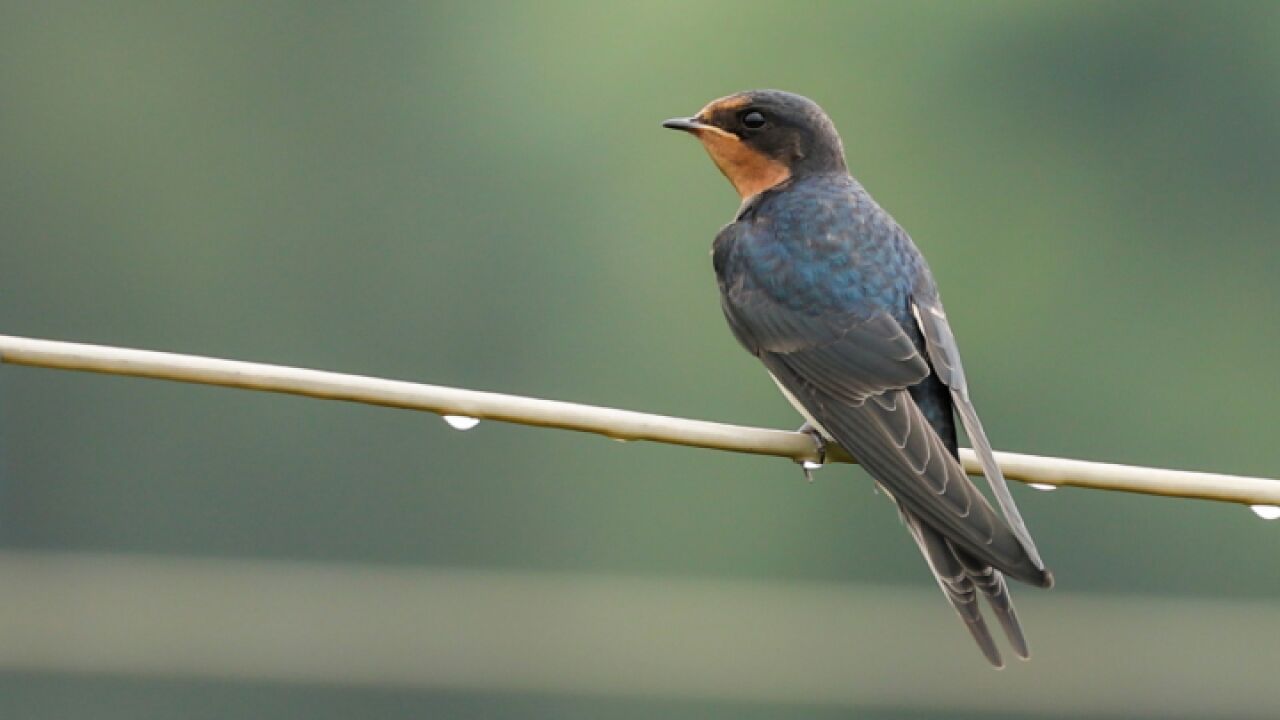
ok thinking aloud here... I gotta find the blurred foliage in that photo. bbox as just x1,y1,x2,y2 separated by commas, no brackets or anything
1,1,1278,717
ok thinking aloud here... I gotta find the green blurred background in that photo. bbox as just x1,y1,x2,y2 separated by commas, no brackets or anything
2,1,1279,717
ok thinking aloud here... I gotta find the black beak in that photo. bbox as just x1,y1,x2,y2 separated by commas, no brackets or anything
661,117,704,132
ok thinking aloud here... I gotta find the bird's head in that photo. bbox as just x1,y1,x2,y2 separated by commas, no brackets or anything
662,89,847,200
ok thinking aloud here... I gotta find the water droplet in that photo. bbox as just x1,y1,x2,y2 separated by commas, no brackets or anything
1029,483,1057,492
442,415,480,431
1250,504,1280,520
802,461,823,471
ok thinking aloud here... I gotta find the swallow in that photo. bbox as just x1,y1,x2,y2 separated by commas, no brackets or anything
663,90,1052,667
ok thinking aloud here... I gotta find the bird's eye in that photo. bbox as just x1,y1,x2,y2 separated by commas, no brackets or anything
741,111,767,129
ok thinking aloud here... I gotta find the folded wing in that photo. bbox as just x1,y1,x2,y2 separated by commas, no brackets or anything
719,280,1050,588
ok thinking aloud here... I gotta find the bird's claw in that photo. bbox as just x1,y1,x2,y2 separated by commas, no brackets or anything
797,422,827,483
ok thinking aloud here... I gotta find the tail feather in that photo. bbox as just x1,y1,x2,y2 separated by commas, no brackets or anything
951,540,1030,660
903,512,1005,667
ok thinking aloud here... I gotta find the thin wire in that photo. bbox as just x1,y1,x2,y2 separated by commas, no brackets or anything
1,334,1277,506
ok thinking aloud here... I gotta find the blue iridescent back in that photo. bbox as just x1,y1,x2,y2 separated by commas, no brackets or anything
714,173,958,451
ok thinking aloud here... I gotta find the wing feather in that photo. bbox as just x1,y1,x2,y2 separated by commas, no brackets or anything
719,281,1044,581
912,294,1047,573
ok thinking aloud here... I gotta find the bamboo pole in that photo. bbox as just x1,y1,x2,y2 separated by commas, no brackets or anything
2,334,1277,508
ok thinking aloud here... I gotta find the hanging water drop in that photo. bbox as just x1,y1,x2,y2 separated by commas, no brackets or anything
442,415,480,431
800,460,823,483
1249,504,1280,520
1029,483,1057,492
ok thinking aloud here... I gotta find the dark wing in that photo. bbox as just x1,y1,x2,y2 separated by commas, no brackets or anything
719,277,1049,588
912,291,1047,573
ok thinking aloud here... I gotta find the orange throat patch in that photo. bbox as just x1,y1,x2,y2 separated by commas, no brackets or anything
693,126,790,199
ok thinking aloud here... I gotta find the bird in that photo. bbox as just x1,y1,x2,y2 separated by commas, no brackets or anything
662,90,1052,667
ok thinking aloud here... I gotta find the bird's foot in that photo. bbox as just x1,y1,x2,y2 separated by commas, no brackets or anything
796,422,827,483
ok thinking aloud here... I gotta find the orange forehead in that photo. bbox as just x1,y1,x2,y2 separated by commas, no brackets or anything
697,93,751,120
